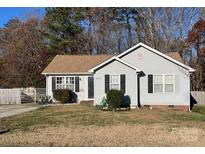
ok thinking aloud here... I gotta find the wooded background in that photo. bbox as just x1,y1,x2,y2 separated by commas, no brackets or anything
0,8,205,90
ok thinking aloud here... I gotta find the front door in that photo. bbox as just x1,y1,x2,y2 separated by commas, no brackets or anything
88,76,94,99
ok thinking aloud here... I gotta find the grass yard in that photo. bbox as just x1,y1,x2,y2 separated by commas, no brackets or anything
0,103,205,146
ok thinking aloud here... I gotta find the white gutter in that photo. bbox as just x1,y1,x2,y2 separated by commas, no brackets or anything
41,72,93,75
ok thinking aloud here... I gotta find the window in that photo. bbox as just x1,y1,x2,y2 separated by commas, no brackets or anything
56,76,76,91
110,75,120,90
153,75,163,93
165,75,174,92
56,77,64,89
153,75,174,93
66,77,75,91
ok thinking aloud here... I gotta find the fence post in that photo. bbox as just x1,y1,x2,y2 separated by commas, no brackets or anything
34,88,36,103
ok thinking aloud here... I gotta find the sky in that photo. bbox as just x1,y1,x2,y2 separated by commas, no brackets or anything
0,7,45,27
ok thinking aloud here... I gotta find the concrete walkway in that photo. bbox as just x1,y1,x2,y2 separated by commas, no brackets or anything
0,104,39,118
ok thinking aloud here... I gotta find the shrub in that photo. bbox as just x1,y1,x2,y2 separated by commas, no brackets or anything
53,89,71,104
106,89,124,111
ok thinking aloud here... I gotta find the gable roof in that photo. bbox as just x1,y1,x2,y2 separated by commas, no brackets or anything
42,43,195,74
42,55,112,74
89,56,141,73
117,42,195,72
165,52,184,64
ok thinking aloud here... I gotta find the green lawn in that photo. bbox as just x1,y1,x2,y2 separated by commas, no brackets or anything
0,104,205,146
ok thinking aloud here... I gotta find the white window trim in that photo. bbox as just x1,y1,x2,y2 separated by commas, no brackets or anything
109,74,121,90
56,76,65,90
65,76,75,91
55,76,76,92
153,74,175,94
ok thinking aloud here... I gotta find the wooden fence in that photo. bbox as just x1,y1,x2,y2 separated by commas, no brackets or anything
0,88,46,104
191,91,205,105
0,89,21,104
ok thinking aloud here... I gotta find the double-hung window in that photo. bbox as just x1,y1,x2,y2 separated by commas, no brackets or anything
164,75,174,92
56,77,65,89
153,74,174,93
66,77,75,91
153,75,163,93
110,75,120,90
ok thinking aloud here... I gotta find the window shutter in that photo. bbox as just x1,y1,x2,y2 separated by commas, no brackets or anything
75,77,79,92
105,75,109,93
148,74,153,93
52,77,56,91
120,74,126,93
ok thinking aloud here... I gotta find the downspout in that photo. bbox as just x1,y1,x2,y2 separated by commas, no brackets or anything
189,103,191,112
189,72,192,112
136,72,139,109
93,73,96,106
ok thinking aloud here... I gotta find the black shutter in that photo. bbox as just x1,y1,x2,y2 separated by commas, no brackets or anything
105,75,109,93
52,77,56,91
120,74,126,93
75,77,79,92
148,74,153,93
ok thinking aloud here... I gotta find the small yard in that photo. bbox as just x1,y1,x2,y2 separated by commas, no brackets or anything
0,104,205,146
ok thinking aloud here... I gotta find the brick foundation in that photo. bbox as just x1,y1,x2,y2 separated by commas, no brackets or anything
141,105,189,112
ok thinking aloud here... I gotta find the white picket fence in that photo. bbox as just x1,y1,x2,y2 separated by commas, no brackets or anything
191,91,205,105
0,89,21,104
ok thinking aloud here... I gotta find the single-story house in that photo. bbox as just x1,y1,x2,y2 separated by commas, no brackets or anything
42,43,195,111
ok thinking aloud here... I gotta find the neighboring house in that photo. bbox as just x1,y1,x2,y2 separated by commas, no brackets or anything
42,43,195,111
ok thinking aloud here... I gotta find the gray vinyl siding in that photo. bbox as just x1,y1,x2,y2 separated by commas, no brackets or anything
94,60,137,106
45,46,191,106
120,46,190,106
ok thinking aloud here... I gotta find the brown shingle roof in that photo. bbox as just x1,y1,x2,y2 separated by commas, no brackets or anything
165,52,184,63
42,52,184,74
42,55,113,74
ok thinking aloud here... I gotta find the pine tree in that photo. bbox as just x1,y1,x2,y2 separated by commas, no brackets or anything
44,8,84,54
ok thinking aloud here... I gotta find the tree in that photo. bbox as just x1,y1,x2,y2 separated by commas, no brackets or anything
44,8,84,54
187,19,205,90
1,7,205,89
0,17,47,88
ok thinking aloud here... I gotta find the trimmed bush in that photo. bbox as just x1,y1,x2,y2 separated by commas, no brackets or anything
53,89,71,104
106,89,124,111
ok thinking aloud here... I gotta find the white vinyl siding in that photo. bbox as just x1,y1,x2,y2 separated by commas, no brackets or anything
153,74,175,93
109,75,120,90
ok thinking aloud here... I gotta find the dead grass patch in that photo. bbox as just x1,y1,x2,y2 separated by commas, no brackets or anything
0,124,204,147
